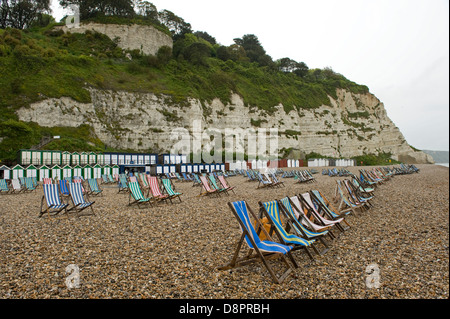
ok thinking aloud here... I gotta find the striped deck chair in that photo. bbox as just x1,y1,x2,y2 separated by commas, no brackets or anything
43,178,53,185
256,172,273,188
351,175,375,195
67,182,95,217
11,179,24,193
182,172,193,182
217,175,235,194
118,175,129,193
24,177,36,192
335,180,366,216
279,197,331,255
269,173,285,187
161,178,182,203
58,179,70,197
208,175,228,196
217,201,297,284
311,189,353,221
259,200,315,261
343,179,372,208
0,179,12,194
128,181,154,208
300,192,347,233
192,173,202,187
39,183,69,218
198,175,219,197
147,176,170,202
87,178,103,196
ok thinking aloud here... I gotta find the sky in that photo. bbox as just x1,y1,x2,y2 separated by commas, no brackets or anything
50,0,449,151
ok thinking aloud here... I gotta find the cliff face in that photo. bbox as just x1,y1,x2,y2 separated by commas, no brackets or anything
16,88,434,164
55,22,173,56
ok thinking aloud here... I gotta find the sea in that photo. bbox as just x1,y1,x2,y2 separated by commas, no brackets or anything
435,163,449,167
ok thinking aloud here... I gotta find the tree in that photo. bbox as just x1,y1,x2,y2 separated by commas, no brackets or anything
59,0,134,20
0,0,51,29
158,9,191,40
134,0,158,22
233,34,273,67
194,31,216,45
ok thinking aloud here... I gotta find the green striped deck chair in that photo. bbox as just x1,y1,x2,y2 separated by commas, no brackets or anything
67,182,95,217
24,177,36,192
217,201,297,284
39,183,69,218
259,200,315,261
128,181,154,208
334,180,365,216
0,179,11,194
161,178,182,203
279,197,331,255
87,178,103,196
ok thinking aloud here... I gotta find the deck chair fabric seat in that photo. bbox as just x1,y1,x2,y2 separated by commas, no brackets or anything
217,201,296,284
161,178,182,202
0,179,11,194
128,181,154,208
198,176,219,197
87,178,103,196
217,175,235,194
147,176,170,202
59,179,70,197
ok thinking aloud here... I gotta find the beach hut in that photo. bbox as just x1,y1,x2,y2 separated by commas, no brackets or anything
11,164,25,179
96,153,105,165
51,165,62,181
111,164,120,177
80,152,89,166
72,165,83,179
61,151,71,166
62,164,72,179
102,165,111,177
88,152,97,165
38,165,50,181
71,152,80,166
0,165,11,179
186,164,193,173
25,164,38,178
17,150,33,166
93,164,103,179
83,164,93,179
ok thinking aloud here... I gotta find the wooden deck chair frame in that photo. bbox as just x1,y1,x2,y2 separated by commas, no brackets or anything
258,200,315,262
217,201,297,284
343,179,373,208
39,183,69,219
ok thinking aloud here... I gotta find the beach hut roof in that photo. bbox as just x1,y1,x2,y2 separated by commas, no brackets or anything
25,164,37,170
0,165,11,170
12,164,24,169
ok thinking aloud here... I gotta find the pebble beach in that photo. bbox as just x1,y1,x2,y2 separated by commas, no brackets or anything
0,164,448,299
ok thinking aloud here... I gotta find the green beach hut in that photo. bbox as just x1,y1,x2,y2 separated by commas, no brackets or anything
62,164,73,180
38,165,50,181
11,164,25,179
25,164,38,178
71,152,81,166
51,164,62,181
72,165,83,179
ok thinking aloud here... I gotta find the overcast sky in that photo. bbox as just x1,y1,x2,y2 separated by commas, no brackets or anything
51,0,449,151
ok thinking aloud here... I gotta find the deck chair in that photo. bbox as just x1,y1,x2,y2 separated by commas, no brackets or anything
351,175,375,195
128,181,154,208
259,200,315,261
343,179,372,209
208,175,228,196
147,176,170,202
217,201,297,284
256,172,273,188
300,192,347,233
0,179,12,194
192,173,202,187
161,178,183,203
309,190,351,231
43,178,53,185
87,178,103,196
217,175,235,194
24,177,36,192
11,179,24,193
39,183,69,218
58,179,70,197
335,180,366,216
67,182,95,217
279,197,331,255
198,175,219,197
118,175,129,193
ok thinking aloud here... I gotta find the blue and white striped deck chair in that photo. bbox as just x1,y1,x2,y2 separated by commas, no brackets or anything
217,201,296,284
260,200,315,261
118,174,129,193
0,179,11,194
279,197,330,255
68,182,95,217
39,184,69,218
